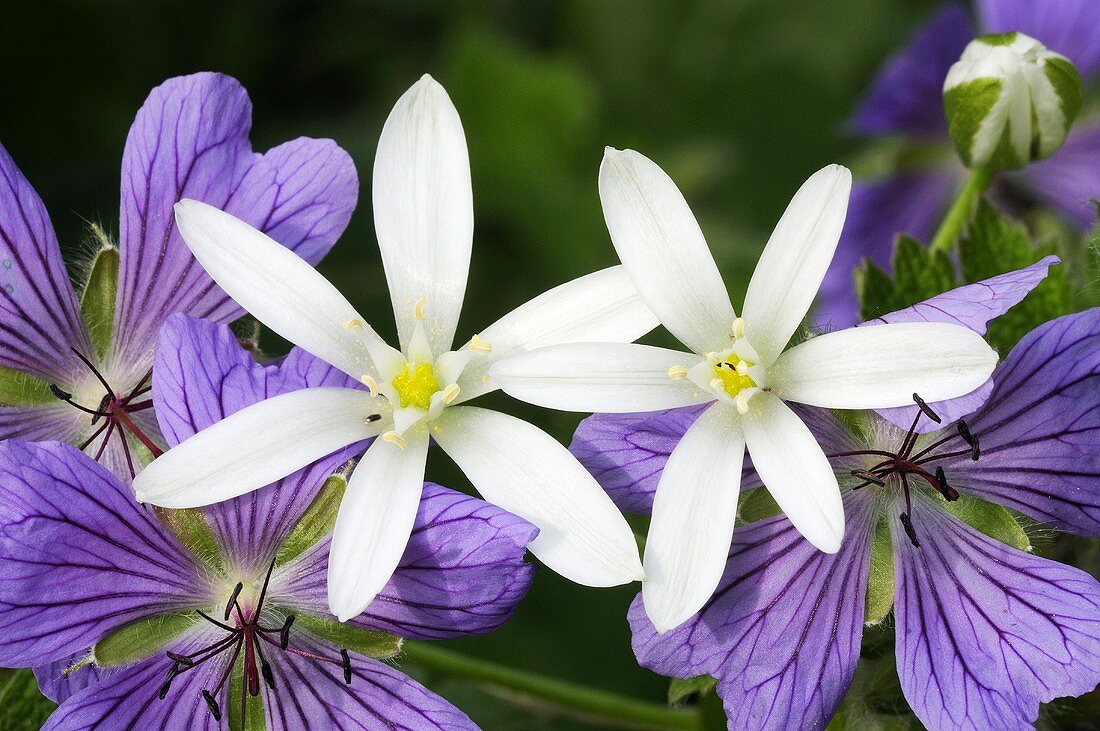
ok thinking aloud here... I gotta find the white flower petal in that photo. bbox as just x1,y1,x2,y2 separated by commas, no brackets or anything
490,343,709,412
772,322,998,409
373,75,473,354
174,200,398,380
599,149,735,354
742,394,843,553
434,406,643,586
133,387,383,508
642,403,744,633
327,430,429,621
456,265,659,402
741,165,852,364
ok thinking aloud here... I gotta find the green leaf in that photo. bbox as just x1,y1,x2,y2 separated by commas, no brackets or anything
958,200,1073,352
154,507,225,573
95,612,196,667
668,674,717,706
864,516,895,626
939,493,1030,552
737,486,782,524
293,613,402,660
857,236,956,321
0,669,56,730
228,653,266,731
0,366,53,406
276,471,348,565
79,244,119,361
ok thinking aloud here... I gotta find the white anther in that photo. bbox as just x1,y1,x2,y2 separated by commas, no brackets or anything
469,334,492,354
735,361,752,376
732,317,745,339
359,375,378,397
706,352,721,364
344,318,364,330
667,365,689,380
440,384,461,404
413,299,427,321
710,378,724,393
382,431,408,450
736,392,751,415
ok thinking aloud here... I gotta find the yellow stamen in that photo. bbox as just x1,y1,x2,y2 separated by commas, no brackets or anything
713,359,757,399
391,363,440,410
667,365,689,380
469,334,492,354
382,431,408,449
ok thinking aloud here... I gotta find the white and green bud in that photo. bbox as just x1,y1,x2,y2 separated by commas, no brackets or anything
943,32,1082,171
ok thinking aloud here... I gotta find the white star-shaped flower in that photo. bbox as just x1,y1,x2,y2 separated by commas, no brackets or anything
490,149,999,632
133,77,656,620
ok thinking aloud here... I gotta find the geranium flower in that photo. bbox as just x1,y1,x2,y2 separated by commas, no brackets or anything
0,316,536,730
570,268,1100,728
490,148,998,632
818,0,1100,328
628,307,1100,729
0,72,356,480
132,75,654,620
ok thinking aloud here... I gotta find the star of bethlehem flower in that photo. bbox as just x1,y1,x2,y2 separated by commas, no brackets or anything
490,148,999,633
132,75,656,621
0,73,356,482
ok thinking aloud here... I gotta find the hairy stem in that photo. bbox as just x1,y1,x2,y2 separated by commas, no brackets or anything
928,167,995,254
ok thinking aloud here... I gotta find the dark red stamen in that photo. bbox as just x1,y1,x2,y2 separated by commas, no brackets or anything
825,393,981,548
50,349,164,476
157,559,353,716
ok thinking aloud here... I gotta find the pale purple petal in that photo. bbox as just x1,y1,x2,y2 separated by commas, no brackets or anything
277,483,537,640
942,309,1100,535
630,493,877,729
569,406,708,514
0,143,92,383
574,404,858,514
0,441,204,666
893,495,1100,730
815,172,957,330
851,4,973,137
978,0,1100,77
112,73,357,377
34,655,117,704
1020,120,1100,229
0,404,82,443
153,314,366,568
263,638,476,731
868,256,1059,432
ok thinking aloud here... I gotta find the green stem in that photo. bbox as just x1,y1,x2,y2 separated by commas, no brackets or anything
928,167,995,254
402,642,699,730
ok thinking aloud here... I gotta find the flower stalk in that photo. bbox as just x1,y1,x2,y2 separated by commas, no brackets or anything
927,166,994,254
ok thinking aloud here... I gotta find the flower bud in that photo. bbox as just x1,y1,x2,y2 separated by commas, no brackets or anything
943,32,1081,171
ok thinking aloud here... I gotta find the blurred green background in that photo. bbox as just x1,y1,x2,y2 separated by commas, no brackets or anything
1,1,958,728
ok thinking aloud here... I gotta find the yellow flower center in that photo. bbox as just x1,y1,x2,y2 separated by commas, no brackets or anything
713,359,757,398
392,362,440,410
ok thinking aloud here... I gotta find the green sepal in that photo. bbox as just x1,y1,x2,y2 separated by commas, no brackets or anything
79,244,119,361
1043,56,1082,138
737,486,781,525
864,516,895,626
958,200,1073,352
0,668,57,730
943,77,1003,168
293,613,402,660
229,653,266,731
276,471,348,565
668,674,717,707
939,493,1030,552
0,366,53,406
154,506,225,573
857,235,957,321
94,611,196,667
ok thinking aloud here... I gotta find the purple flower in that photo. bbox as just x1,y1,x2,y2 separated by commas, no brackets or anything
817,0,1100,329
572,273,1100,728
0,315,535,729
0,72,357,480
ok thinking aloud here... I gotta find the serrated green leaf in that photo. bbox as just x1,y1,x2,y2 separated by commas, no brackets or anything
293,613,402,660
95,612,196,667
0,366,53,406
864,516,895,626
959,200,1074,351
79,245,118,361
0,668,57,730
857,236,957,321
938,493,1030,551
276,472,348,565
